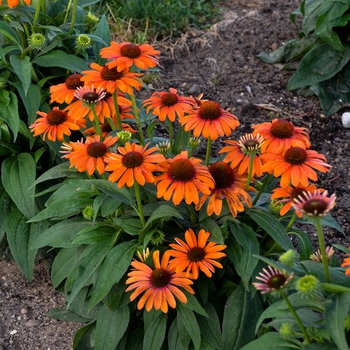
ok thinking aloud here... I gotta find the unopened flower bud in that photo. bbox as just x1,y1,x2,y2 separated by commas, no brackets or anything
76,34,91,51
85,12,100,27
28,33,46,50
151,230,165,246
0,76,7,90
83,205,94,220
279,322,294,339
156,140,171,156
135,246,150,262
296,275,319,297
116,130,132,145
279,249,298,267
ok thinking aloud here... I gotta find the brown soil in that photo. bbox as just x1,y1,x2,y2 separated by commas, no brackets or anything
1,0,350,348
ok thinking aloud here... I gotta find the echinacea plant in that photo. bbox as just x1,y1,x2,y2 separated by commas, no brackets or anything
1,2,350,350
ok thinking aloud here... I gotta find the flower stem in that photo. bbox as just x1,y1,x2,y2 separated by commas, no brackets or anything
244,154,254,191
166,119,173,146
32,0,43,33
69,0,78,36
130,92,145,146
112,92,122,130
205,137,212,166
315,219,331,283
281,292,311,344
285,211,297,232
252,173,272,206
90,105,103,140
134,180,146,228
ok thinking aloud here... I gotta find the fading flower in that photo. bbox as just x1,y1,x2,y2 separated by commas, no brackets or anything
30,107,86,141
62,135,118,175
136,246,150,262
105,142,165,188
195,161,252,217
179,100,240,140
167,229,226,280
100,41,160,72
310,246,335,263
252,118,310,155
260,147,331,187
154,151,214,205
143,88,195,122
253,266,293,295
125,250,194,313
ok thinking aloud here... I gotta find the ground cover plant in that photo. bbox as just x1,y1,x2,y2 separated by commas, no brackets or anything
1,0,350,349
258,0,350,116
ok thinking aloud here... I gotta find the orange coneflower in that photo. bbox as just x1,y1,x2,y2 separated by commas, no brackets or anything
30,107,86,141
80,63,143,94
179,100,240,140
105,142,165,188
61,135,118,175
154,151,215,205
252,118,310,155
125,250,194,313
65,85,107,123
196,161,252,217
260,147,331,187
219,133,265,177
100,41,160,72
142,88,196,122
341,249,350,275
50,73,84,104
2,0,31,7
167,229,226,280
271,184,323,217
292,190,336,218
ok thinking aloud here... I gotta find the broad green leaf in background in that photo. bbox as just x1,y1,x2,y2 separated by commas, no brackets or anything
1,153,36,219
0,20,22,47
168,319,190,350
221,282,263,349
240,332,302,350
288,228,313,261
95,304,129,350
171,125,190,154
143,313,167,350
246,208,294,251
0,90,20,140
0,183,12,241
10,55,32,96
287,44,350,90
199,217,224,244
324,292,350,350
92,15,111,63
177,303,201,350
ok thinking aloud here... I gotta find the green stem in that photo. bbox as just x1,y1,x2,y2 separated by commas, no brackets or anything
134,181,146,244
130,92,145,146
205,137,212,166
315,219,331,283
285,211,297,232
252,174,272,206
90,104,103,140
166,119,173,146
69,0,78,36
32,0,43,33
112,92,122,130
188,204,198,226
244,154,254,191
281,292,311,344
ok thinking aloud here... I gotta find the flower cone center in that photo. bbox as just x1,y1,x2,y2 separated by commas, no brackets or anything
47,110,67,125
284,147,307,165
65,74,83,90
83,91,100,103
267,274,287,289
101,122,112,133
161,93,178,106
101,66,123,81
188,247,205,262
270,120,294,138
87,142,107,157
244,139,259,150
291,188,307,200
122,151,143,168
150,268,171,288
302,199,328,216
169,159,195,181
120,43,141,58
209,162,234,189
198,101,221,120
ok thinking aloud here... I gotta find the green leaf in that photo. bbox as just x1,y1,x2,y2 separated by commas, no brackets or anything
177,303,201,350
73,323,95,350
67,238,115,307
172,125,190,154
95,304,129,350
196,303,222,349
287,44,350,90
88,240,138,310
221,283,263,349
143,313,167,350
0,184,12,240
0,20,22,47
32,50,90,71
10,55,32,96
30,217,92,249
47,307,92,323
240,333,302,350
324,292,350,350
112,216,144,236
182,291,208,317
0,90,20,141
168,319,189,350
6,209,46,281
288,228,313,261
72,223,116,245
1,153,36,219
199,217,225,244
246,208,294,251
92,15,111,64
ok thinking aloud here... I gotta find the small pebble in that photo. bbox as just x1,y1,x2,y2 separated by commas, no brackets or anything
26,319,40,327
10,330,17,335
341,112,350,128
187,83,201,95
